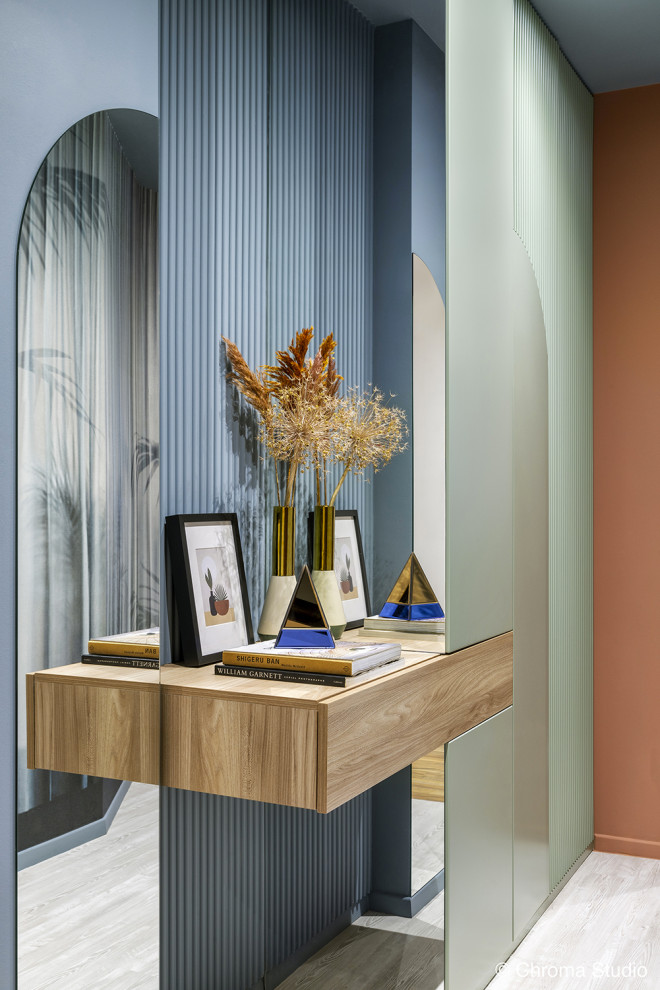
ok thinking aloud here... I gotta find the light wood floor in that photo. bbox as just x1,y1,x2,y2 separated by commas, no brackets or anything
18,782,159,990
279,890,444,990
18,789,660,990
412,798,444,892
280,852,660,990
489,851,660,990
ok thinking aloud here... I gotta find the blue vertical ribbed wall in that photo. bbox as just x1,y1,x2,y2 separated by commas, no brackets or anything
160,0,270,617
268,0,373,567
160,2,373,987
161,0,373,618
160,790,371,989
513,0,593,888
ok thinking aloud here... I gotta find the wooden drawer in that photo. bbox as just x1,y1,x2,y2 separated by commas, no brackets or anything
28,632,513,812
160,691,317,809
27,667,160,785
316,633,513,812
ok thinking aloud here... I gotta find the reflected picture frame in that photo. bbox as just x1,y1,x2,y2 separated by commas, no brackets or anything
307,508,371,629
165,513,253,666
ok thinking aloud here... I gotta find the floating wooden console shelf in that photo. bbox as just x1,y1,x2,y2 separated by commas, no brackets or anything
27,631,512,813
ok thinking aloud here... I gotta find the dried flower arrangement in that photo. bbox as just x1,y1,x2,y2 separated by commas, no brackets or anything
328,385,407,505
222,329,407,508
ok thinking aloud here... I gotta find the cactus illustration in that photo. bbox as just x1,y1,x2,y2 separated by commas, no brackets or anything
214,582,230,615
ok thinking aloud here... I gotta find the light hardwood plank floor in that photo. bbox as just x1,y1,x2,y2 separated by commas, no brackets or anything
279,878,444,989
18,782,159,990
18,794,660,990
489,851,660,990
412,798,444,893
280,851,660,989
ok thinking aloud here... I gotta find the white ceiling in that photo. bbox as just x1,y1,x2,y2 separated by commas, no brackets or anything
351,0,660,94
531,0,660,93
350,0,444,51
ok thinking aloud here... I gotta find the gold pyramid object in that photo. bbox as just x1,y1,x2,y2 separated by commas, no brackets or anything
379,553,445,621
275,565,335,648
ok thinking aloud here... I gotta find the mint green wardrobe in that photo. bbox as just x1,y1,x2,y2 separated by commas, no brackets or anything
442,1,593,987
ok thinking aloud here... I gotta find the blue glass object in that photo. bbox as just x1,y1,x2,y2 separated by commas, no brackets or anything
379,553,445,622
380,600,445,621
275,627,336,649
274,564,336,649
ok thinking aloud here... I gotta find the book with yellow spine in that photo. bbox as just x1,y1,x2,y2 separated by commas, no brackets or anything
221,639,400,676
87,628,159,659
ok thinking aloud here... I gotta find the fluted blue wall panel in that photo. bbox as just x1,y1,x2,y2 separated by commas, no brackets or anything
160,790,371,990
264,798,371,975
160,0,270,623
160,2,374,987
160,791,268,990
268,0,373,567
161,0,373,620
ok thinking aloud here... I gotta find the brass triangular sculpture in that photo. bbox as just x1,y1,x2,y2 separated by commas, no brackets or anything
275,564,336,649
379,553,445,621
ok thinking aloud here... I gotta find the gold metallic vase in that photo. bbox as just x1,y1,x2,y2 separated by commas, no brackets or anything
272,505,295,576
312,504,335,570
311,505,346,639
258,506,297,639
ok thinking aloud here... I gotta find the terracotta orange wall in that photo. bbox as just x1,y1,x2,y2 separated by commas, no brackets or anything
594,84,660,859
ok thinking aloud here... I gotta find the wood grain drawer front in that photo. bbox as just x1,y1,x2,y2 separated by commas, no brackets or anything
161,693,318,810
317,632,513,813
33,678,160,784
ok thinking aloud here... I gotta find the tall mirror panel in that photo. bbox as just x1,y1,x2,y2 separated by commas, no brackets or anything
17,109,160,990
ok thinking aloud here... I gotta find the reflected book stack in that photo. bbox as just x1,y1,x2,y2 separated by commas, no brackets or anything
216,640,403,688
363,615,445,634
81,628,160,669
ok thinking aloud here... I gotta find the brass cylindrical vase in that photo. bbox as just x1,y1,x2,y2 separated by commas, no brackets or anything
311,505,346,640
258,506,297,639
272,505,295,576
312,505,335,570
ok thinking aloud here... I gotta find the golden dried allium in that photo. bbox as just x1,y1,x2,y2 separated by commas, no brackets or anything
222,331,342,508
260,381,335,506
329,386,407,505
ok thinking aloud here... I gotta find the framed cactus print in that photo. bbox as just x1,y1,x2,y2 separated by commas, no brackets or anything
165,513,253,666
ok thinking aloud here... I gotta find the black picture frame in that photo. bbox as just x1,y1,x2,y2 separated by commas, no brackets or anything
307,508,371,629
165,513,253,666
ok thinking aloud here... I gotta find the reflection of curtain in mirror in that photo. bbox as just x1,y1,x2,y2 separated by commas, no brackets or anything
17,112,159,819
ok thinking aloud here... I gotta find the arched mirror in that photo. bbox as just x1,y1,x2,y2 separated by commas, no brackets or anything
410,252,446,903
16,108,160,988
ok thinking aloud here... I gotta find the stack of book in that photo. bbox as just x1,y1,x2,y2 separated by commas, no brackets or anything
363,614,445,635
216,640,403,688
81,628,160,670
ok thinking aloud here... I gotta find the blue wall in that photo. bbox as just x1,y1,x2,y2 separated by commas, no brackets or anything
0,2,158,984
160,1,374,986
160,0,373,626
